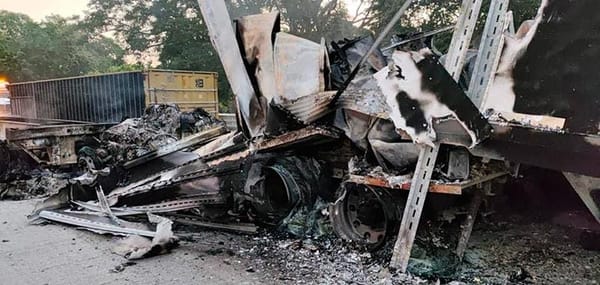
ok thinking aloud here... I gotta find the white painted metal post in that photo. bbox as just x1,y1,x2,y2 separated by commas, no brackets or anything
467,0,511,108
389,0,485,272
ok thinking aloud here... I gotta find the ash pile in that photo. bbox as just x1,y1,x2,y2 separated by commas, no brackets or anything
0,141,70,200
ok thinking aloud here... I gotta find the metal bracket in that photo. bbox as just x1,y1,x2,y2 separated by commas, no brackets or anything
467,0,510,108
445,0,485,81
389,0,485,272
390,144,441,270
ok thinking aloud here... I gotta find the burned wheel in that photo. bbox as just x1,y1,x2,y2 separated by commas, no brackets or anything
330,183,403,248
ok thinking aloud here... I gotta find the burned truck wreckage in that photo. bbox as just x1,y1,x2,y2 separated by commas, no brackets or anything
3,0,599,277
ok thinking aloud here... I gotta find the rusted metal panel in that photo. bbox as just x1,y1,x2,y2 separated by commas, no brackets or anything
277,91,336,124
144,69,219,116
254,126,340,152
347,174,463,195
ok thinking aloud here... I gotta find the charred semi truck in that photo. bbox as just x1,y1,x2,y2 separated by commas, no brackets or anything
191,0,599,270
29,0,600,274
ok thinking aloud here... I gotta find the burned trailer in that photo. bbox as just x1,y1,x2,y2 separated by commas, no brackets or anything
196,0,505,248
196,0,600,271
27,0,600,276
7,69,220,123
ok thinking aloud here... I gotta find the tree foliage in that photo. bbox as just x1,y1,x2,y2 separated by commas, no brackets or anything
0,11,126,82
1,0,543,109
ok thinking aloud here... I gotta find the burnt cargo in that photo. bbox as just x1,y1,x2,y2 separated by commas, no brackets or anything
7,69,219,123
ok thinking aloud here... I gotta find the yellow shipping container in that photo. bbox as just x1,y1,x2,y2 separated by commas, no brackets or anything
144,69,219,116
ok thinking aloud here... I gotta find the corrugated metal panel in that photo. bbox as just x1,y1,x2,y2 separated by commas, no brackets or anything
7,72,145,123
144,69,219,116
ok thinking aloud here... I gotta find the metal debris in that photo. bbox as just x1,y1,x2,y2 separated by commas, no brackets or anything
7,0,597,281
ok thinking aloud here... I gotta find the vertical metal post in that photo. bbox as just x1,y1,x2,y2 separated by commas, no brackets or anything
456,182,487,258
467,0,510,108
389,0,484,272
390,144,440,270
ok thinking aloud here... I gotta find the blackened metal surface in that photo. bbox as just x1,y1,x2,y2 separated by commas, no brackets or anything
432,118,600,177
329,36,386,90
511,0,600,134
8,72,145,123
416,54,492,143
474,126,600,178
240,156,324,225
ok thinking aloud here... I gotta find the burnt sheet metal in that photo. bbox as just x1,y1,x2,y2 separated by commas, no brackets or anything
106,160,240,207
274,33,327,104
433,118,600,178
374,48,491,147
253,126,340,153
336,76,390,118
123,126,228,169
235,12,280,102
366,118,420,172
72,196,225,216
276,91,337,124
471,125,600,178
198,0,266,138
329,36,387,90
39,210,156,237
485,0,600,134
333,110,418,171
172,215,258,234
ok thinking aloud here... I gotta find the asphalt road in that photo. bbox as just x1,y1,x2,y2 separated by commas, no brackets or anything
0,199,271,285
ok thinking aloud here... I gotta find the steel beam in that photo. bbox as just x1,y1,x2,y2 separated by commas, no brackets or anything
390,144,440,270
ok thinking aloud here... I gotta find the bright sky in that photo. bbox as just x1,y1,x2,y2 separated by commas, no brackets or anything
0,0,89,20
0,0,362,21
0,0,362,66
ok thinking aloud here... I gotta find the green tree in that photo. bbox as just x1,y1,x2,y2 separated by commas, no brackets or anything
0,11,127,82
